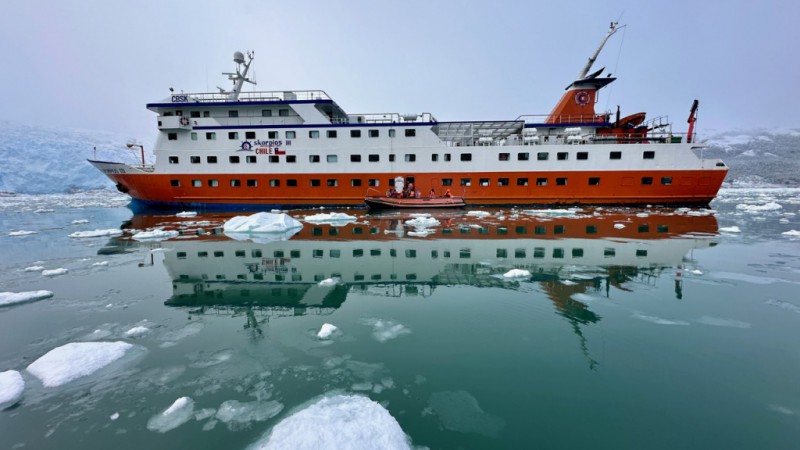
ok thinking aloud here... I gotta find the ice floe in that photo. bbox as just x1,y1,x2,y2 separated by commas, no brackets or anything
0,370,24,409
68,229,123,238
71,219,89,225
736,202,782,212
632,312,690,326
147,396,195,433
303,212,358,224
26,341,134,387
251,394,410,450
694,316,751,328
223,213,303,243
362,318,411,343
8,230,36,236
765,299,800,314
216,399,284,430
23,265,45,272
124,326,150,337
317,323,338,339
175,211,198,218
782,230,800,237
42,268,68,277
427,390,505,438
132,229,180,241
0,290,53,307
466,211,491,218
502,269,530,278
719,226,741,233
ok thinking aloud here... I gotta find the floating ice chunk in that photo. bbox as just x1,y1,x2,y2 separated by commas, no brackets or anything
223,213,303,243
252,394,410,450
765,299,800,314
318,278,339,287
42,268,68,277
613,223,626,229
690,269,703,275
110,412,120,420
132,229,179,241
407,230,435,237
503,269,530,279
782,230,800,237
405,217,440,229
26,341,134,387
694,316,751,328
0,290,53,307
522,208,582,217
71,219,90,224
736,202,782,212
216,399,283,428
362,318,411,343
147,397,195,433
303,212,357,224
8,230,36,236
719,226,741,233
195,408,217,421
0,370,24,409
125,326,150,337
92,261,109,267
632,312,690,326
428,390,505,438
351,382,373,391
317,323,338,339
466,211,491,218
69,229,123,238
175,211,197,218
188,349,235,368
23,265,45,272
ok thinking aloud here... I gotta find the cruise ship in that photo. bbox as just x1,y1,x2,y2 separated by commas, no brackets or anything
89,23,727,210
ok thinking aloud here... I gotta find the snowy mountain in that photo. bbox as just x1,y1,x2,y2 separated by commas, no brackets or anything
0,121,152,194
703,127,800,186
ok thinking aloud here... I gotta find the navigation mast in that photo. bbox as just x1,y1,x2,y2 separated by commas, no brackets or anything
576,22,623,80
220,51,256,101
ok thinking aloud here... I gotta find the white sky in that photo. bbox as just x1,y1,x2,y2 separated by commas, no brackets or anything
1,0,796,140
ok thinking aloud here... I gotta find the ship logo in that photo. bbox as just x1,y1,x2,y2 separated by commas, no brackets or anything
239,141,253,152
574,91,591,106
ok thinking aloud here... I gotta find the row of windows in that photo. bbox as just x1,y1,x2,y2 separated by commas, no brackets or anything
498,150,656,161
167,129,417,141
167,108,294,118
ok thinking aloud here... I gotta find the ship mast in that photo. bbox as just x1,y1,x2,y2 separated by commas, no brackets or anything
576,22,623,80
221,51,256,101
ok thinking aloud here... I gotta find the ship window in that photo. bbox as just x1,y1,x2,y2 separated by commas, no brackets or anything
170,179,180,187
327,179,338,187
643,151,655,159
368,179,380,187
246,155,257,163
207,156,217,164
286,131,296,139
190,111,200,118
517,177,529,186
405,129,416,137
169,156,179,164
389,129,396,138
536,178,547,186
268,131,278,139
460,178,471,186
557,152,568,160
190,156,201,164
537,152,549,161
229,110,239,118
208,179,219,187
442,178,453,186
310,155,320,163
262,109,272,117
351,154,361,162
192,180,201,187
518,152,529,161
461,153,472,161
206,132,216,140
479,178,490,186
203,111,210,118
444,153,452,161
229,155,240,163
405,154,416,162
661,177,673,185
270,179,280,187
310,179,321,187
230,179,241,187
498,178,509,186
389,154,396,162
554,225,565,234
351,179,362,187
499,153,510,161
588,177,600,185
309,130,320,139
432,154,439,162
577,152,588,160
287,179,297,187
327,155,338,163
610,151,622,160
168,132,177,141
368,154,379,162
190,132,197,141
351,129,361,138
641,177,653,185
245,131,256,139
327,130,337,138
369,129,379,138
556,177,567,186
269,155,279,163
228,132,238,140
246,179,257,187
286,155,296,163
278,109,289,117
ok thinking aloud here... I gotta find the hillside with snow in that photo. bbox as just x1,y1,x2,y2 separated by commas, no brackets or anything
704,127,800,186
0,121,152,194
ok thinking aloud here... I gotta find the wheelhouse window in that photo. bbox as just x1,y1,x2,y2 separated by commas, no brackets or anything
229,155,240,163
327,130,337,138
369,129,379,138
405,129,416,137
169,156,179,164
207,156,217,164
190,156,201,164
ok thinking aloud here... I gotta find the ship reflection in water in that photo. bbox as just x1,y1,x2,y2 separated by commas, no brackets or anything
107,208,718,364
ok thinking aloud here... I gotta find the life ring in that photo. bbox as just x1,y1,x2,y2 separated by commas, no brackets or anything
574,91,591,106
179,116,190,126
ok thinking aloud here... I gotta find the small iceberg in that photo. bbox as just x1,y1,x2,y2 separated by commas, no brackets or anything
223,212,303,243
317,323,338,339
303,212,358,225
175,211,198,218
318,277,339,287
132,229,180,241
68,229,123,238
147,397,195,433
0,290,54,307
0,370,25,410
42,268,68,277
502,269,531,279
8,230,37,236
26,341,134,387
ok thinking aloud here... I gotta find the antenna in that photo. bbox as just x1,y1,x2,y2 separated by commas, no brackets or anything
225,50,256,100
577,22,626,80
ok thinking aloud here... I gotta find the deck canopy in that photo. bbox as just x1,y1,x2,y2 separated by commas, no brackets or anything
433,120,524,143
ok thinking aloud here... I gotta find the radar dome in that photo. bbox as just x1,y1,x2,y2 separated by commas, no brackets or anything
233,51,245,64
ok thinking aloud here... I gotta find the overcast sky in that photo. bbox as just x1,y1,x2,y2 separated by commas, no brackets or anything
1,0,796,142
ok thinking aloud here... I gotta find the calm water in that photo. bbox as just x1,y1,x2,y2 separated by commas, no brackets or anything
1,189,799,449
